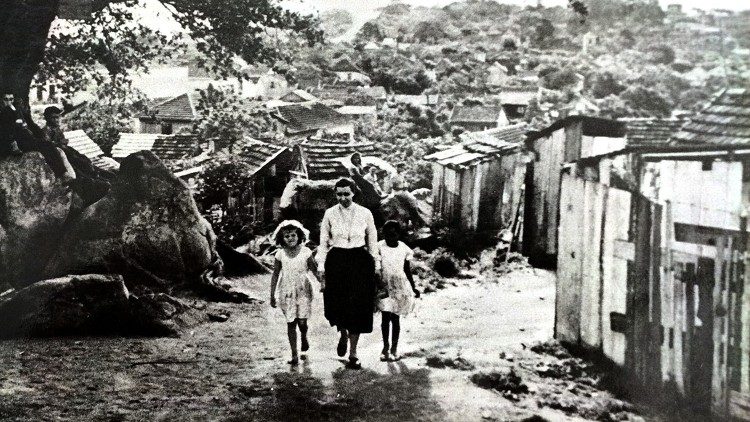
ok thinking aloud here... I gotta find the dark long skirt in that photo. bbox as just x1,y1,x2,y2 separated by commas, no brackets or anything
324,247,375,334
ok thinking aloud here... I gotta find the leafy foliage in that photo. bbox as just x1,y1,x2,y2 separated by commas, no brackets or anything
192,85,277,151
63,76,147,155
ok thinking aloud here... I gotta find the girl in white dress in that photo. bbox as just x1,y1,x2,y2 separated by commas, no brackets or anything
376,220,420,361
270,220,321,365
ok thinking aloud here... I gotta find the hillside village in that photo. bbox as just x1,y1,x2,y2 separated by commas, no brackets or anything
1,0,750,420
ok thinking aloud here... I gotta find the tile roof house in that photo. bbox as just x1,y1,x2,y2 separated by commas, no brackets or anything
271,103,354,139
671,88,750,145
450,105,508,131
425,124,530,233
296,138,378,180
64,130,120,171
331,57,372,86
138,92,201,135
112,133,200,168
620,118,686,147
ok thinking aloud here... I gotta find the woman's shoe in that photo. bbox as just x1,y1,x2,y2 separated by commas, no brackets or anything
380,350,390,362
346,357,361,370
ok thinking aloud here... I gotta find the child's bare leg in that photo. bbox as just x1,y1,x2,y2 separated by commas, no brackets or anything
299,319,309,352
381,313,392,354
287,320,298,364
390,315,401,356
348,332,360,360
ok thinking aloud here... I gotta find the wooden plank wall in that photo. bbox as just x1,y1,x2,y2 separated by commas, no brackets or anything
555,172,631,358
556,173,585,344
528,130,566,258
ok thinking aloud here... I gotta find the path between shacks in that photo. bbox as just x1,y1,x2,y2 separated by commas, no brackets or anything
0,269,635,421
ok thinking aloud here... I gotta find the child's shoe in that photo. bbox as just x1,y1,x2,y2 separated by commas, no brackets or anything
380,350,390,361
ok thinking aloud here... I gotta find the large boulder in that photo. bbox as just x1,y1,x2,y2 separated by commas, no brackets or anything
44,151,225,293
0,273,201,337
0,153,73,289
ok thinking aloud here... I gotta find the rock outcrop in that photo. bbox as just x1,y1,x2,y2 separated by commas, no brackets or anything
0,153,73,288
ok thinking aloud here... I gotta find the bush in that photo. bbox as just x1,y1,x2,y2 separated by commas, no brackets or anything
428,248,460,277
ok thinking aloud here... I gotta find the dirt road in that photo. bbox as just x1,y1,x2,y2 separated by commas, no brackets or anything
0,268,653,421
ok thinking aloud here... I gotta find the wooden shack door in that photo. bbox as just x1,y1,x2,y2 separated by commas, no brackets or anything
627,196,662,394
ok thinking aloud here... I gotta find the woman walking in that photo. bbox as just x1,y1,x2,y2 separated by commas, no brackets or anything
317,178,380,369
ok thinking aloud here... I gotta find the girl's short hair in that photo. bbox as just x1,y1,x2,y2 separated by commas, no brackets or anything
334,177,356,191
382,220,401,235
272,220,309,246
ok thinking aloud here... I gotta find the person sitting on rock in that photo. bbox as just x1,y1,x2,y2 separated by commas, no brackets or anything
0,92,29,156
41,105,112,205
1,93,75,185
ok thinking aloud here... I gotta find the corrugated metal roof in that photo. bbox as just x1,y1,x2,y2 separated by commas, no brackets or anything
672,88,750,145
425,124,527,168
64,130,105,160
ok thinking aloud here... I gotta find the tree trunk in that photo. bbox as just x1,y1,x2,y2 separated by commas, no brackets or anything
0,1,60,102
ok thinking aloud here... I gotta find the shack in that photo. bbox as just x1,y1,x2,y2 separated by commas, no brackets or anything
425,124,529,234
523,116,626,265
553,88,750,419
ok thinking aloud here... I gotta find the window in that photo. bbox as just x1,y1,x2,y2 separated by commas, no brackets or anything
161,122,173,135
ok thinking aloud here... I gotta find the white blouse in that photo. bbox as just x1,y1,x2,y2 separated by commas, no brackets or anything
317,203,379,268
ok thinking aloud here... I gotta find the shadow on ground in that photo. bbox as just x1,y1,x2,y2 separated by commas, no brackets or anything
231,361,442,421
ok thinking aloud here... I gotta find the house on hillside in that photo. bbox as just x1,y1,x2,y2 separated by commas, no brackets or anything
450,105,508,132
240,67,288,100
335,105,378,125
112,133,200,169
486,62,509,87
425,124,531,235
523,116,627,265
498,87,538,121
552,89,750,419
63,130,120,172
331,57,372,86
271,103,354,140
137,92,200,135
391,94,441,108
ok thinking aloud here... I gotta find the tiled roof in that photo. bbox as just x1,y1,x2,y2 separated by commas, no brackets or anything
672,88,750,145
273,103,352,135
238,139,290,177
279,89,318,103
425,124,527,167
113,133,198,162
298,139,378,180
64,130,120,171
450,105,502,123
620,118,686,146
143,93,199,122
331,57,363,73
64,130,105,160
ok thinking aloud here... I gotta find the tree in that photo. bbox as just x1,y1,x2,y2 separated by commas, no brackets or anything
354,21,384,44
620,85,673,117
64,75,148,155
193,85,277,151
590,70,625,99
1,0,323,103
646,44,676,65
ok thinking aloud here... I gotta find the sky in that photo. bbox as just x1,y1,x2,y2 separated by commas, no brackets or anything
282,0,749,14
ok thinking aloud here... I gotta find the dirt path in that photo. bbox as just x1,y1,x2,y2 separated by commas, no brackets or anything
0,269,654,421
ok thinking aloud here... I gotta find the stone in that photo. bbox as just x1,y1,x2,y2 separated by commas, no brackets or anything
43,151,226,294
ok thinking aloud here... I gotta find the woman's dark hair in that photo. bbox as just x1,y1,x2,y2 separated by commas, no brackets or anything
275,225,307,246
334,177,356,191
382,220,401,235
